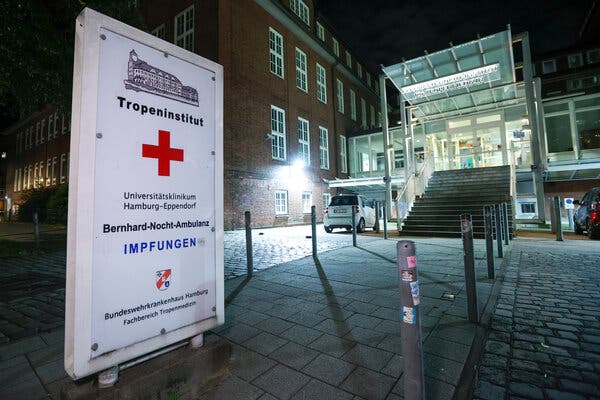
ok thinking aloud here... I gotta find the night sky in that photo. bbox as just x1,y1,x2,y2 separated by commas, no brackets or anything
317,0,597,70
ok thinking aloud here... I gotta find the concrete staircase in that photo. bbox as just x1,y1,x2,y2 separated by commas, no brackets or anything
400,166,513,238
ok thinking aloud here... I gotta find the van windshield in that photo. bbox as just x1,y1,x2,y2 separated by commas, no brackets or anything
330,196,357,206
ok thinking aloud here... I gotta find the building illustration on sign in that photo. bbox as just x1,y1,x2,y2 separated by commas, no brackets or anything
124,50,199,106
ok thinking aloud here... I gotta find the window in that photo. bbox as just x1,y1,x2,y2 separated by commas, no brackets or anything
174,5,194,51
38,162,44,187
275,191,288,215
316,22,324,41
357,63,363,79
568,53,583,68
332,37,339,57
319,126,329,170
323,193,331,212
60,153,67,183
33,162,38,188
35,122,40,146
316,63,327,103
345,51,351,68
290,0,310,26
546,114,572,153
271,106,286,160
52,156,57,185
152,24,165,40
370,104,376,128
340,135,347,173
588,49,600,64
576,109,600,150
542,59,556,74
361,98,367,128
336,79,344,113
568,79,583,91
366,73,371,87
46,159,51,187
298,117,310,165
295,48,308,92
349,89,357,121
302,192,312,214
47,113,55,141
60,113,68,136
269,28,284,78
521,203,536,214
40,120,45,144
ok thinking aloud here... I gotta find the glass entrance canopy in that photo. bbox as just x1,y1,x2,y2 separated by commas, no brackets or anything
383,30,525,121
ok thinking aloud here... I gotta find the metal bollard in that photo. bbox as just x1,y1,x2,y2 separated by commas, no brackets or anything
553,196,563,242
374,201,380,233
352,207,357,247
460,214,479,323
244,211,253,277
397,240,424,400
33,211,40,248
311,206,317,258
494,204,503,258
502,202,510,244
498,202,506,244
484,206,495,279
383,201,388,240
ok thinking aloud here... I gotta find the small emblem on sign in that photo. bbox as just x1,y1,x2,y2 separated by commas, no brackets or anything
407,256,417,269
402,306,416,324
401,269,416,282
410,281,420,306
155,269,172,291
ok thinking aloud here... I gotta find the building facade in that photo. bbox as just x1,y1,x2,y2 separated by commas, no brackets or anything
0,0,381,228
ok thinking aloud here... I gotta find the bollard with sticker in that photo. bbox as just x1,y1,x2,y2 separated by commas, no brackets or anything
244,211,253,277
494,204,503,258
460,214,479,323
484,205,495,279
397,240,424,400
311,206,317,258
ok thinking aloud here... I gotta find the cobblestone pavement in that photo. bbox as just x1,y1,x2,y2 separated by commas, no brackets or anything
224,224,381,279
474,238,600,400
0,224,382,342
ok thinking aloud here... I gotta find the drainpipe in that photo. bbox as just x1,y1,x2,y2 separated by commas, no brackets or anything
379,72,393,220
330,61,340,193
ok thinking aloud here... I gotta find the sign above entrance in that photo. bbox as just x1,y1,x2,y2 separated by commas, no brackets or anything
400,64,501,102
65,8,224,379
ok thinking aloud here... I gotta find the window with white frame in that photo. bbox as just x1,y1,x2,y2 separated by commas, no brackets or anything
332,37,339,57
295,48,308,92
521,203,536,214
319,126,329,169
542,59,556,74
568,53,583,68
33,162,38,188
357,63,363,78
40,120,45,144
290,0,310,26
269,28,284,78
174,5,194,51
323,193,331,212
38,162,44,187
35,122,40,146
271,106,286,160
152,24,165,39
370,104,376,128
316,63,327,103
302,192,312,214
361,98,367,128
366,73,371,87
336,79,344,113
52,156,57,185
297,117,310,165
349,89,357,121
275,190,288,215
46,159,51,186
588,49,600,64
340,135,347,173
345,51,351,68
60,153,67,183
316,22,324,41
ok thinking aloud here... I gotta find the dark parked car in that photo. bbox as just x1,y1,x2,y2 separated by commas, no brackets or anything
573,187,600,239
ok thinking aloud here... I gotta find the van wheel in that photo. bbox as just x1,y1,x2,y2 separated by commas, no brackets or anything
357,218,365,233
324,226,333,233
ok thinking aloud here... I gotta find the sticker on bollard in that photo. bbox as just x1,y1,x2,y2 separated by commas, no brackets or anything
410,281,420,305
407,256,417,268
401,269,416,282
402,306,416,324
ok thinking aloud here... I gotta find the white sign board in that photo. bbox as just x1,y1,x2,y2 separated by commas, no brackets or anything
65,8,224,379
564,198,574,210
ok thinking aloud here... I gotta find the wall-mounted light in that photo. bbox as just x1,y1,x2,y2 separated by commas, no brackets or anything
265,133,275,140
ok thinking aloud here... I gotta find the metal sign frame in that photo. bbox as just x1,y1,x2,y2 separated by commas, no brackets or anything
65,8,224,379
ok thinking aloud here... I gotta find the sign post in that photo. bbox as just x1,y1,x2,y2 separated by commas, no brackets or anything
564,197,574,231
65,8,224,380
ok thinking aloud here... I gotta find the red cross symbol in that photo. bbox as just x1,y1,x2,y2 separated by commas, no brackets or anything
142,130,184,176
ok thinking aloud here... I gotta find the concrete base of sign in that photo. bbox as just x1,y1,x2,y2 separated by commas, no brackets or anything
190,333,204,349
60,334,230,400
97,365,119,388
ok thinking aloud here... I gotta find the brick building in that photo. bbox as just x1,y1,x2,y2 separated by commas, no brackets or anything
0,0,381,228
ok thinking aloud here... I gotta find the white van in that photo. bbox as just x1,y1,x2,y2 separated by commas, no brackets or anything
323,194,376,233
